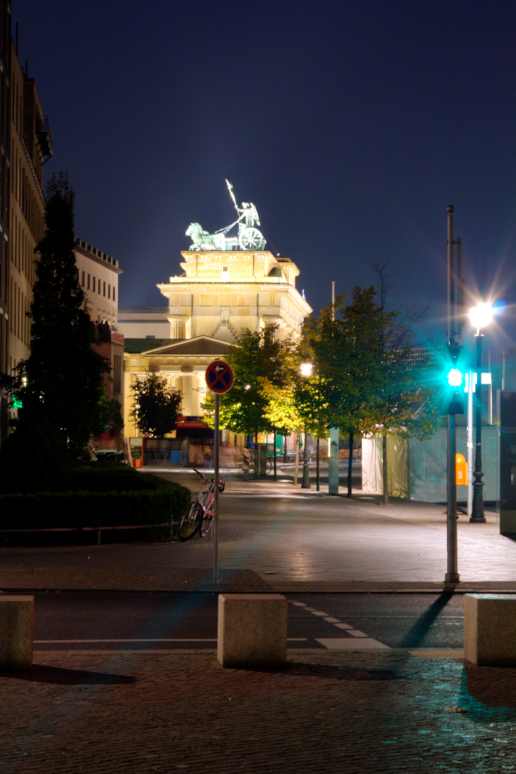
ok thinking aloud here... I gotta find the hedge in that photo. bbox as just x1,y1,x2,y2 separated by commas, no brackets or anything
0,485,190,530
0,465,167,495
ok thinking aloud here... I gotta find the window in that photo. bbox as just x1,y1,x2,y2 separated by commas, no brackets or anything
81,270,85,287
113,286,116,302
92,277,96,293
87,274,90,290
103,280,106,297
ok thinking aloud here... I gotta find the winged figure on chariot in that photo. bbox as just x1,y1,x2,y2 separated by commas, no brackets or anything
186,180,267,252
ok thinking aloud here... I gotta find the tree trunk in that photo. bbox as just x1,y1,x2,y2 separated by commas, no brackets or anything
294,432,299,485
347,431,354,498
283,435,287,463
273,430,277,480
316,436,320,492
254,431,259,479
382,431,388,504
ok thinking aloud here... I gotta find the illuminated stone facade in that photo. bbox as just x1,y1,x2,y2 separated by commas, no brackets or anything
120,249,311,439
158,250,310,341
75,239,121,326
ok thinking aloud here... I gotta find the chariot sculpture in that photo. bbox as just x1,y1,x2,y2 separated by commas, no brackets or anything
186,179,267,251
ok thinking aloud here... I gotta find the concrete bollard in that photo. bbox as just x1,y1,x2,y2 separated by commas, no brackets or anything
464,594,516,666
0,595,34,669
217,593,287,668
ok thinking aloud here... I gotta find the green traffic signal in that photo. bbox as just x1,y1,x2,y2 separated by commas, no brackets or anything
447,367,463,388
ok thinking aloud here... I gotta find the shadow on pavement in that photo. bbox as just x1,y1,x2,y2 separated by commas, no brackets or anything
457,665,516,721
242,661,401,681
0,665,137,686
398,591,453,648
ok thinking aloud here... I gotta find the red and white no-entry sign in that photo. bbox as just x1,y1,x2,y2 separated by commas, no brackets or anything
205,359,234,395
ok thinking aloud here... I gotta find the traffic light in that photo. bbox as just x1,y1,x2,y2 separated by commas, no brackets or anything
445,345,465,415
447,367,463,388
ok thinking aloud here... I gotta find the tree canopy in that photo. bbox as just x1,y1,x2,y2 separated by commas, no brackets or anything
16,174,108,458
301,286,437,440
204,325,299,438
131,373,181,438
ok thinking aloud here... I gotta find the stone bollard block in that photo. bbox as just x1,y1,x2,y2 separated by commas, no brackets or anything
217,593,287,668
0,595,34,669
464,594,516,666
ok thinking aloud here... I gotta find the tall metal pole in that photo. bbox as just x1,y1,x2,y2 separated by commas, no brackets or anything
466,370,474,518
213,393,220,584
470,334,486,523
445,205,459,585
328,280,339,495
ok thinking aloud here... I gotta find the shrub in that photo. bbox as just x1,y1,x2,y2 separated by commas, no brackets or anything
0,463,170,495
0,485,190,529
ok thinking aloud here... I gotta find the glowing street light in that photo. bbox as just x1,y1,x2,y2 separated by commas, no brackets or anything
468,301,494,335
299,361,313,488
299,361,314,378
469,299,495,524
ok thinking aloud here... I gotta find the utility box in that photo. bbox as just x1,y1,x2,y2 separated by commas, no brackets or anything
500,392,516,535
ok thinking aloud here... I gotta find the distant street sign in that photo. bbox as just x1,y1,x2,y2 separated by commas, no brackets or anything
205,360,234,395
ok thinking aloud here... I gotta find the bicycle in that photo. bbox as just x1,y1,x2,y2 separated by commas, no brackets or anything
176,468,225,542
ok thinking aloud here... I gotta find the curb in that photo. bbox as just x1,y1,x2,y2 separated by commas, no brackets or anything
2,582,516,594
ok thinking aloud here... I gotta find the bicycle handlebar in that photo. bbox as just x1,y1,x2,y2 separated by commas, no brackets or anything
192,467,225,493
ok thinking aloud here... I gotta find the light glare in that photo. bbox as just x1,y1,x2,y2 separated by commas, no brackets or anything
448,368,463,388
468,301,494,332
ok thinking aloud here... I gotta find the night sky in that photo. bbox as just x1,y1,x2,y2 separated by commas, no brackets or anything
16,1,516,347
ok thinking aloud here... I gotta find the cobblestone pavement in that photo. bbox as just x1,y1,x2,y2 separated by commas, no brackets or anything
2,650,516,773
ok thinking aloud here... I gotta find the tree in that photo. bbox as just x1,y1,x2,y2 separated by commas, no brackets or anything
203,325,298,477
17,174,108,458
131,374,181,437
300,287,438,498
92,392,124,438
261,378,304,479
294,374,330,490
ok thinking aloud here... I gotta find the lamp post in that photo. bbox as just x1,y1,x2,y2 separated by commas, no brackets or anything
299,361,313,489
468,302,494,524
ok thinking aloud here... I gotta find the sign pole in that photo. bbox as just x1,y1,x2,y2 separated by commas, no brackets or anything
205,359,233,587
213,393,220,586
445,205,459,586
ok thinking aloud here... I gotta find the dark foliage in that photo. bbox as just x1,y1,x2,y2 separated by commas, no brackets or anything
131,374,181,438
16,174,108,457
0,488,190,528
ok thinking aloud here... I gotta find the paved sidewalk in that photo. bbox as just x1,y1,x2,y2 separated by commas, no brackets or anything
0,474,514,591
2,649,516,773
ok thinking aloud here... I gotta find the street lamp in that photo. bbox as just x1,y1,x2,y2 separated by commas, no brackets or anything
468,301,494,523
299,362,313,488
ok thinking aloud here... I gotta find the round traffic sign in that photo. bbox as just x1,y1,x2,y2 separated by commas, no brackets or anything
205,360,234,395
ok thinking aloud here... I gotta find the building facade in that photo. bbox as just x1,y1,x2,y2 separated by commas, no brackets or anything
118,248,312,442
159,249,310,341
0,0,10,442
75,239,121,326
7,39,51,372
76,239,124,439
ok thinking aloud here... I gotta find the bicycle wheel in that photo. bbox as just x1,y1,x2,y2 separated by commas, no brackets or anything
178,503,203,542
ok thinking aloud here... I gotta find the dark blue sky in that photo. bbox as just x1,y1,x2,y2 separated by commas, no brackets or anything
16,0,516,346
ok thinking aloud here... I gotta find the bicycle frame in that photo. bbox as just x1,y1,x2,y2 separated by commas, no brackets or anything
192,467,225,536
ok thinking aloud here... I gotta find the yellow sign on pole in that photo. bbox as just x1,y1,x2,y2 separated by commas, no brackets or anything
455,453,468,486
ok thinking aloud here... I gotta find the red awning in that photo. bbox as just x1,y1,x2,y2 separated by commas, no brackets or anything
175,417,211,430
